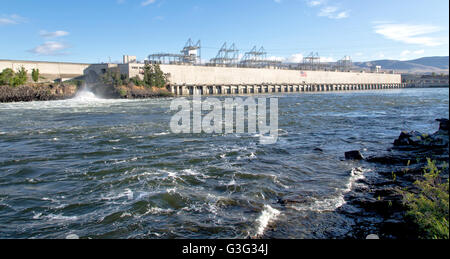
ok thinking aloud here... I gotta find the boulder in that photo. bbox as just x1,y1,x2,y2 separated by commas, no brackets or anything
345,150,364,160
393,131,425,146
437,118,449,131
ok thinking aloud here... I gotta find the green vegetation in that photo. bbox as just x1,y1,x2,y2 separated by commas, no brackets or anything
130,76,143,86
0,67,28,87
102,64,167,88
403,159,449,239
0,68,15,86
143,64,166,88
31,68,40,83
64,79,85,88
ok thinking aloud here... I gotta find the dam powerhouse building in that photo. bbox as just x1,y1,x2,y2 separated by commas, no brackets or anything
1,39,404,94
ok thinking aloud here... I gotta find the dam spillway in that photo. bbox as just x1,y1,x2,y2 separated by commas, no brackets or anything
169,83,406,95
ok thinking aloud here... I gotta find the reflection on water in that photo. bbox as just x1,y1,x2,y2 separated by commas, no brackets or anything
0,88,448,238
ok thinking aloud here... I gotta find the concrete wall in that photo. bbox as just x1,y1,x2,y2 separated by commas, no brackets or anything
0,60,90,81
84,63,401,85
1,60,401,85
160,65,401,85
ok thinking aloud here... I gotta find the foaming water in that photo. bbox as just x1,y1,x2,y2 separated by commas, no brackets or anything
0,88,448,238
0,88,133,111
290,167,369,213
254,205,281,237
72,89,102,102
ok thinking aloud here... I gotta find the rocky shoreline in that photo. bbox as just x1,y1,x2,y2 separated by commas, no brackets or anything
0,84,78,103
341,118,449,239
0,84,173,103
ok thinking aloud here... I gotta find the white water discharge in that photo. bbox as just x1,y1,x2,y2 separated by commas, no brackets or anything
72,88,102,102
0,87,133,111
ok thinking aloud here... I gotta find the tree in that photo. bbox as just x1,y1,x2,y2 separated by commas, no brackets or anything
131,76,143,86
143,64,155,87
32,68,40,83
0,68,15,86
102,68,127,87
143,64,167,88
12,66,28,86
153,64,167,88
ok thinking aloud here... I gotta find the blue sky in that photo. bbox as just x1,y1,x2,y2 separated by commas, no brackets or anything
1,0,448,63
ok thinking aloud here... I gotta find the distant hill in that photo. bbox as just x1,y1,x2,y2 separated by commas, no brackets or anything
408,56,449,69
354,56,449,73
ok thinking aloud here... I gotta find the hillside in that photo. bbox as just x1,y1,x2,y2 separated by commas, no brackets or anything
354,56,449,73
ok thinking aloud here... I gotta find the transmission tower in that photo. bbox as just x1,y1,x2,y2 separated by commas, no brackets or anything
210,42,240,66
302,52,321,70
337,56,353,71
181,38,201,64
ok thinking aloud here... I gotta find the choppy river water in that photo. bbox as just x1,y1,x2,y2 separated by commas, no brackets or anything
0,88,448,238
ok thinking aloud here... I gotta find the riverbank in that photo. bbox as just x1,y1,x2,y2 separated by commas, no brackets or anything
0,84,173,103
0,84,78,103
341,119,449,239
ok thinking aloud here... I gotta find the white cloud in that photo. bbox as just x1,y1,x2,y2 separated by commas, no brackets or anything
400,50,411,56
141,0,156,6
0,14,25,25
286,53,304,63
335,11,348,19
318,6,349,19
307,0,323,7
374,23,444,47
318,6,337,16
320,56,335,62
40,30,69,38
375,52,385,59
414,49,425,55
29,41,70,55
400,49,425,59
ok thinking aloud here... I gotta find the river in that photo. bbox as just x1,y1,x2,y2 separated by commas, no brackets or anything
0,88,448,238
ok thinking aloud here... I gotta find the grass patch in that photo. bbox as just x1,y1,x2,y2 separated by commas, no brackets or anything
403,158,449,239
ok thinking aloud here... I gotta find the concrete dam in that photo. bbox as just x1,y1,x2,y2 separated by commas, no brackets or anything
158,65,404,95
1,59,404,95
85,63,404,96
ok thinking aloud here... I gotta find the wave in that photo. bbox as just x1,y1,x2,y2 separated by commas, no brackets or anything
33,212,79,221
254,205,281,237
290,167,369,213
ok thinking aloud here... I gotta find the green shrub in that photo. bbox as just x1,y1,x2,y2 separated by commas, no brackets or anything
13,67,28,86
0,67,28,86
403,158,449,239
118,88,127,97
32,68,40,83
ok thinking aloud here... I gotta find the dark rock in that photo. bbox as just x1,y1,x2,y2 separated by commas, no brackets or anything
0,85,78,103
313,148,323,152
343,118,449,239
345,150,364,160
393,131,425,146
437,118,449,131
